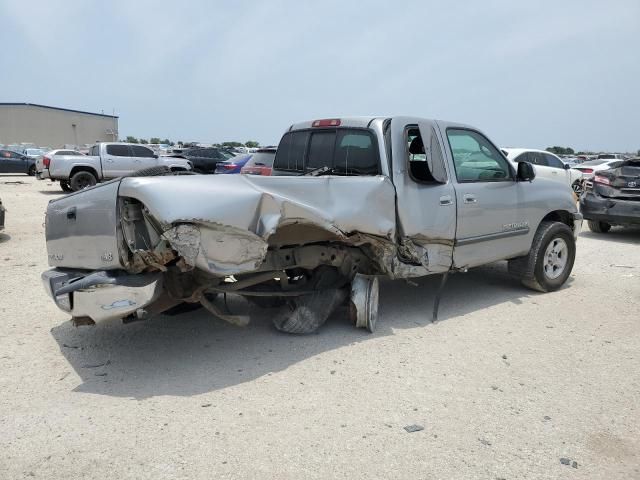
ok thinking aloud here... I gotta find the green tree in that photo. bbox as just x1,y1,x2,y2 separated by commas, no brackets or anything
162,138,173,146
221,141,244,147
245,140,260,148
546,146,574,155
125,136,139,144
139,139,148,144
149,137,162,144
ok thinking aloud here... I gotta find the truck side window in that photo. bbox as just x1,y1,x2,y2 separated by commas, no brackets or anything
131,145,154,157
406,127,446,183
106,144,131,157
446,129,511,182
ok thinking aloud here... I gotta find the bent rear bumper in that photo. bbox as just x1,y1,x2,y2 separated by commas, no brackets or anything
42,269,163,322
580,193,640,226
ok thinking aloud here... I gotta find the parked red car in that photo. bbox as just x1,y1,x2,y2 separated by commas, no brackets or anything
240,147,277,176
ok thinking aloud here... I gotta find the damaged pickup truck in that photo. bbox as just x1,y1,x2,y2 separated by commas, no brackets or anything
42,117,582,333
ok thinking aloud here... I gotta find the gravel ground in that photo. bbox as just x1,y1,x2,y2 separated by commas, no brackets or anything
0,175,639,479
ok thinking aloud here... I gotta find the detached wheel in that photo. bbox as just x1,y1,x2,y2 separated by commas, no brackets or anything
272,289,346,334
60,180,73,192
587,220,611,233
70,171,97,191
349,274,379,333
508,221,576,292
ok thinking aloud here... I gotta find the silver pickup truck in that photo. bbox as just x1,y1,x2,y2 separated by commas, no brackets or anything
42,117,582,333
38,142,193,191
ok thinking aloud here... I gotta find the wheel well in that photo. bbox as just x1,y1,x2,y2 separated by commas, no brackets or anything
69,166,98,179
541,210,573,230
169,167,186,172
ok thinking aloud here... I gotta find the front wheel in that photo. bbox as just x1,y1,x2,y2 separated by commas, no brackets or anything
587,220,611,233
508,221,576,292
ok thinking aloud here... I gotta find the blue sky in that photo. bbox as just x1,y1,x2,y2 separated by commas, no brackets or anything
1,0,638,151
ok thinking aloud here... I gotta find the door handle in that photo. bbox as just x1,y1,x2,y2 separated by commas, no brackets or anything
66,207,77,220
439,195,453,206
463,194,477,204
105,159,114,163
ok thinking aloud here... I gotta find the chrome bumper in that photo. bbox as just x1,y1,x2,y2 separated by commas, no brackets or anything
573,212,583,239
42,269,163,322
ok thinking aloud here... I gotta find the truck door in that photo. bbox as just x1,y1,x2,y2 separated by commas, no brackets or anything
130,145,159,171
440,126,531,268
390,117,456,273
102,144,135,178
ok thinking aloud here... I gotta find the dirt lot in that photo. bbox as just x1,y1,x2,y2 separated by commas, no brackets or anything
0,175,638,479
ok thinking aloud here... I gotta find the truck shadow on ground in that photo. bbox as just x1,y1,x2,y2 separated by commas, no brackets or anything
50,262,546,399
0,233,10,243
579,227,640,246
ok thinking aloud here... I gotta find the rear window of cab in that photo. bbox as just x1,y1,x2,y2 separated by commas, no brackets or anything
273,128,380,175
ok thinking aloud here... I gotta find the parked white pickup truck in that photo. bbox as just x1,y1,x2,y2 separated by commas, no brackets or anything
42,116,582,333
38,143,193,191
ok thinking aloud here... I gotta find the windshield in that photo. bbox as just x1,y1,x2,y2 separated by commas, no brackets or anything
25,149,45,155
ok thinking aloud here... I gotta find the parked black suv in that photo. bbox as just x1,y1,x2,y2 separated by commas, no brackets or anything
179,147,235,174
581,157,640,232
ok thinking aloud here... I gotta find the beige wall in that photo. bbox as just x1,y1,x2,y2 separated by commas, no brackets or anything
0,105,118,148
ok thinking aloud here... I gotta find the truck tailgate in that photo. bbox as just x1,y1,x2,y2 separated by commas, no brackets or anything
45,180,125,270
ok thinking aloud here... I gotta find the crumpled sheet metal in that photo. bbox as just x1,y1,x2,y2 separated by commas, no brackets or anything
119,175,398,275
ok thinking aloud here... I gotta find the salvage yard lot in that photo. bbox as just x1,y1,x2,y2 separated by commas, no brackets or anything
0,175,638,479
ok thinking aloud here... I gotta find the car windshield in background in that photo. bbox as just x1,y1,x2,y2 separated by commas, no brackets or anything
25,149,45,156
245,151,276,167
273,128,379,175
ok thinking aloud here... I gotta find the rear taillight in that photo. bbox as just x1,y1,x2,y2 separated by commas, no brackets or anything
594,174,611,185
579,168,593,174
43,156,51,168
222,163,237,170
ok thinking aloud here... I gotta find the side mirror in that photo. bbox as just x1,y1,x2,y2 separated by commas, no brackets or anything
517,161,535,181
563,163,570,170
153,154,158,159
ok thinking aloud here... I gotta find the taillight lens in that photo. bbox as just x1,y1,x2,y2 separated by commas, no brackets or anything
580,168,593,174
594,174,611,185
43,156,51,168
222,163,237,170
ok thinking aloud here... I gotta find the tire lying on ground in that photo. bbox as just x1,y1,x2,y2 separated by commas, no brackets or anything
272,288,347,334
70,170,97,191
60,180,73,192
508,221,576,293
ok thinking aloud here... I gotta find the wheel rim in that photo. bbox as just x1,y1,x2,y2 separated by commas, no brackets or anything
572,181,583,195
543,237,568,280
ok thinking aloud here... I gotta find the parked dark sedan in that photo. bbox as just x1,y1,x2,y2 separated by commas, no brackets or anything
0,149,36,175
581,157,640,232
179,147,235,174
